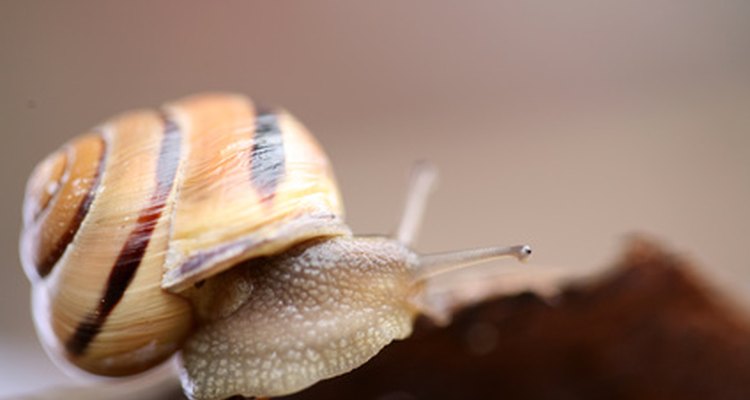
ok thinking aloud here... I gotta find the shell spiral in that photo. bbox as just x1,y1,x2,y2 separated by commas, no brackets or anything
20,93,346,376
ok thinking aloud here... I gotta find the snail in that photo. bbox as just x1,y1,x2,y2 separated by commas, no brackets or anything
19,93,531,400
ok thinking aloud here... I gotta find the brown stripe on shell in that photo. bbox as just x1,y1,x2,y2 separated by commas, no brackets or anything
28,150,68,223
250,106,285,201
65,114,182,356
36,137,106,278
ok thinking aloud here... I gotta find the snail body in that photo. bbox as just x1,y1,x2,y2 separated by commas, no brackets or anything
182,236,419,398
20,93,530,399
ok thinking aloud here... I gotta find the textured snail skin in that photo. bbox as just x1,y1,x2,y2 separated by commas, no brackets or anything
180,236,421,400
20,93,346,377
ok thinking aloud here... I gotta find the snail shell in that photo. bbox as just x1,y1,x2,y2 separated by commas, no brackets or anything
20,93,347,376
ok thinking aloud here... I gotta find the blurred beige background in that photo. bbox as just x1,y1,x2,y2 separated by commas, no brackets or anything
2,1,750,397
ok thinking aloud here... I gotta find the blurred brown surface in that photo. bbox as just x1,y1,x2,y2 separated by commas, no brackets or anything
283,239,750,400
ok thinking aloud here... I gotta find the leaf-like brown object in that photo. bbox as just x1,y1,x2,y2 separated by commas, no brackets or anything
283,238,750,400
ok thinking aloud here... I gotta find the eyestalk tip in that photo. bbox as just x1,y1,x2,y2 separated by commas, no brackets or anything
516,245,532,262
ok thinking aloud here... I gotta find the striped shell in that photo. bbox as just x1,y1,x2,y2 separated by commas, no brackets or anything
20,93,348,376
